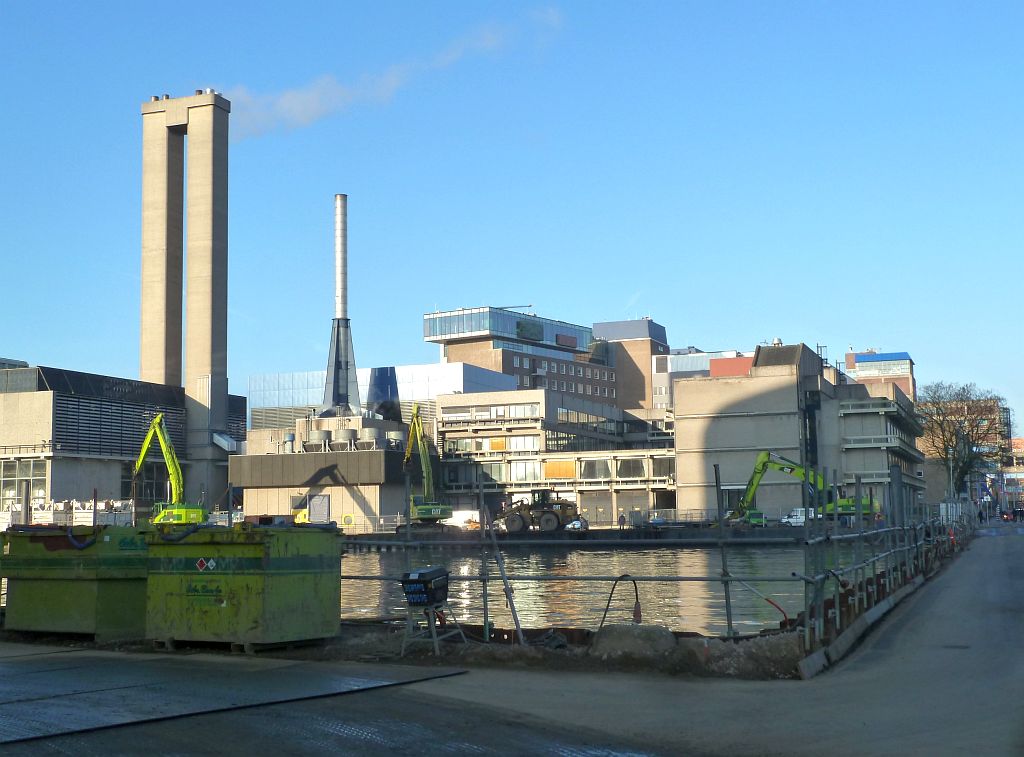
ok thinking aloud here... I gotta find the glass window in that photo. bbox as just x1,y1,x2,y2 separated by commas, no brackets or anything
652,457,674,478
541,360,548,370
560,381,567,391
523,358,530,369
585,385,592,395
612,388,617,398
568,384,574,393
510,460,541,482
513,355,520,368
577,383,583,393
581,459,611,479
585,368,591,378
610,372,616,382
616,458,646,478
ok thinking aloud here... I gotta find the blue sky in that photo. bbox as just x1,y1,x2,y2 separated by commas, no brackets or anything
2,3,1021,423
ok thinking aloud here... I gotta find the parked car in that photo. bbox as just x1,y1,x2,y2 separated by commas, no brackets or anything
780,507,819,527
564,517,589,531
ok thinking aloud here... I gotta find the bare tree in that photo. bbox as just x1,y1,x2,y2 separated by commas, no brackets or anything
917,382,1010,498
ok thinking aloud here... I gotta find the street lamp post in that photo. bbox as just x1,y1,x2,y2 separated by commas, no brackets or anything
947,448,955,502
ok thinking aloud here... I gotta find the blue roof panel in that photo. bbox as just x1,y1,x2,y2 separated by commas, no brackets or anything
857,352,912,363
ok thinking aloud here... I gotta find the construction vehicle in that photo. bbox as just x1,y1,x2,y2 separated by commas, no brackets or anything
402,403,453,525
133,413,206,525
733,451,875,523
495,489,579,533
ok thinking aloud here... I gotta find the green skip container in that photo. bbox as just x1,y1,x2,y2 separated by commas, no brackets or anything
1,526,150,642
145,525,343,651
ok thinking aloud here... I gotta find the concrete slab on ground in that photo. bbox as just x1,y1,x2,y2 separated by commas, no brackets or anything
0,644,462,745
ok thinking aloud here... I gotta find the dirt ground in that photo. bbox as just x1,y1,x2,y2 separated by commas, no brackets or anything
0,617,805,680
269,620,806,680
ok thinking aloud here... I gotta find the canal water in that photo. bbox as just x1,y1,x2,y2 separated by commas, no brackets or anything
341,545,808,637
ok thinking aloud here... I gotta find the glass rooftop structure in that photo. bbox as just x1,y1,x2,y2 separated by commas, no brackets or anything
424,307,593,354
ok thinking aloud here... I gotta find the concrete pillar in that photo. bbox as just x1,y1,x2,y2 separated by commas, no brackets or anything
140,92,231,505
140,107,184,386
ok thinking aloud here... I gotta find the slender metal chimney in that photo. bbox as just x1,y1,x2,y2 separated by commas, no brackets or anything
334,194,347,320
320,194,360,417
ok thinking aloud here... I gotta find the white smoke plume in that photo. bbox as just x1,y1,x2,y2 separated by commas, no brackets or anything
226,18,540,140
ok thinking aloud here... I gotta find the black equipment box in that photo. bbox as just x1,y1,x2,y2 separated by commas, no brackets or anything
400,566,450,606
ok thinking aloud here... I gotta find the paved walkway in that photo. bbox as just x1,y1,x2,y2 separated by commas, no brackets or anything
4,524,1023,755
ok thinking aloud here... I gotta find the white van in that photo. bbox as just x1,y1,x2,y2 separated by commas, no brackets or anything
780,508,818,527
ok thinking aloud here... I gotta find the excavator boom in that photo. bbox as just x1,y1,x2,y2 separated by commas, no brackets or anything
737,451,873,518
403,404,451,521
134,413,184,505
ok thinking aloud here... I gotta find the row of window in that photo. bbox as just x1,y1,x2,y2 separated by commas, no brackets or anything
512,355,615,382
445,435,541,454
0,459,47,507
541,379,615,397
556,407,620,435
441,403,540,421
545,431,619,453
444,456,675,484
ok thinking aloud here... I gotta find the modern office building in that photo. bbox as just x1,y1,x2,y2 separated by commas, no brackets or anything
674,343,924,517
844,350,916,401
424,306,622,400
0,358,28,370
0,366,246,511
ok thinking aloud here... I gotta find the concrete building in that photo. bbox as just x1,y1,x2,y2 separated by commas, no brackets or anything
436,389,675,523
1003,438,1024,509
229,363,515,530
248,363,516,430
229,416,410,533
0,366,246,512
652,349,755,411
591,318,670,410
674,343,924,519
140,90,231,504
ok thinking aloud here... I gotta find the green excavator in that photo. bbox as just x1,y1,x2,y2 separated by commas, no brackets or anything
402,403,453,523
133,413,206,525
734,451,876,524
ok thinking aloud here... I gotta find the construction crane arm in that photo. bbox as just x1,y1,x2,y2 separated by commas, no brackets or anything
133,413,184,505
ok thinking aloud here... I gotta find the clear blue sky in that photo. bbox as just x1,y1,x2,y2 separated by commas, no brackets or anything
2,3,1021,424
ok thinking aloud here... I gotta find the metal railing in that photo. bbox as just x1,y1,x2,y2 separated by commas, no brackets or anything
340,570,807,638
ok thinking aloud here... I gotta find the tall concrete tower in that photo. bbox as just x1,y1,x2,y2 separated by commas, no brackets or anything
140,90,230,505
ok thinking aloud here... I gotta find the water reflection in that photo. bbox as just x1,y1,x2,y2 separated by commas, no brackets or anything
341,546,808,636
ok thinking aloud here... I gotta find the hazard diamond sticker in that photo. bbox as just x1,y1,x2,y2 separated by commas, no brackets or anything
196,558,207,571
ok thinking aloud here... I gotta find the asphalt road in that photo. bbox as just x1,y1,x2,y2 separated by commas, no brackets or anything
6,524,1023,756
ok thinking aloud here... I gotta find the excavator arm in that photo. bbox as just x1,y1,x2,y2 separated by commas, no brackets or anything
133,413,184,505
737,451,823,516
402,404,451,521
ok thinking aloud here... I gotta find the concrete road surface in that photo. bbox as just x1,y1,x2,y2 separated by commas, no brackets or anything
4,524,1023,756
